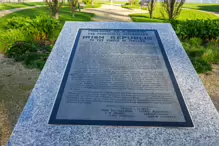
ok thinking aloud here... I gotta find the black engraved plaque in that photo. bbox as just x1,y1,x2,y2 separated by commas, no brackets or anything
49,29,193,127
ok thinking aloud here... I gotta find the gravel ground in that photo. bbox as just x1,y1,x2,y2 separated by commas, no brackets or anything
0,54,40,146
199,64,219,111
0,54,218,146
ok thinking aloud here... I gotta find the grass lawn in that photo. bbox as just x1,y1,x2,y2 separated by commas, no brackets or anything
0,2,45,11
130,7,219,22
183,3,219,13
83,3,102,8
122,3,219,13
121,4,146,10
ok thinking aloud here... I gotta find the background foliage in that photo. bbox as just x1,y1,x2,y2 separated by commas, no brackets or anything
172,20,219,40
0,15,59,69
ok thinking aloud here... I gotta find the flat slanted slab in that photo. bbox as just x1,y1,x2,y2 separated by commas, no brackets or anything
9,22,219,145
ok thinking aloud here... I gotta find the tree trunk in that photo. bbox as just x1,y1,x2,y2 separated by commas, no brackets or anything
72,7,76,17
169,0,175,20
54,0,59,19
55,11,59,19
78,3,81,12
150,12,153,19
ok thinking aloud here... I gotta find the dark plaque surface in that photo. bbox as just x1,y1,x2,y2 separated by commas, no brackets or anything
49,29,193,127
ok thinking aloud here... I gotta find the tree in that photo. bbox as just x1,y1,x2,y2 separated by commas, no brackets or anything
129,0,135,6
46,0,64,19
161,0,185,21
68,0,79,17
148,0,156,19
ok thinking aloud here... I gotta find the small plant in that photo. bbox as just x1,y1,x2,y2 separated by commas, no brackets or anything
5,42,38,61
0,29,30,53
32,15,60,41
2,15,59,69
6,15,60,41
190,58,212,73
6,17,32,29
188,38,203,46
182,38,219,73
133,0,139,5
5,42,52,70
202,41,219,64
83,0,92,4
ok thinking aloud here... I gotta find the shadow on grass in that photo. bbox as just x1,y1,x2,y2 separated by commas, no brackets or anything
184,5,219,13
196,5,219,13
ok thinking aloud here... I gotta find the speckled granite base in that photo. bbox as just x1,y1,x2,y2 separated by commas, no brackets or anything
8,22,219,146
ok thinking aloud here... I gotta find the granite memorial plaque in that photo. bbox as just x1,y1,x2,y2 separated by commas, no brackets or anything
49,29,193,127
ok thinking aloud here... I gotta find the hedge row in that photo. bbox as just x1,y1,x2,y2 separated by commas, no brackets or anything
171,19,219,40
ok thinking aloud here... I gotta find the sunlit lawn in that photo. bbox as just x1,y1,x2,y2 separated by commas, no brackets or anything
122,3,219,13
130,7,219,22
0,2,45,11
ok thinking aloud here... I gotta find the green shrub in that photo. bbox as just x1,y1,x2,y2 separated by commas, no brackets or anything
182,38,219,73
171,20,219,40
202,41,219,64
1,15,59,69
190,58,212,73
5,42,38,61
186,48,205,58
6,15,60,41
201,49,214,63
183,38,209,73
32,15,60,40
6,16,32,29
182,39,205,57
83,0,92,5
0,29,30,53
5,42,52,70
188,38,203,46
133,0,139,5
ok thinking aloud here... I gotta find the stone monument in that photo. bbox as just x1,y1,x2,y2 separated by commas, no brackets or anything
8,22,219,145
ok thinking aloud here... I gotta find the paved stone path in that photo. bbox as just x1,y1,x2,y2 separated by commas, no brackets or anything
0,6,43,18
83,4,147,22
